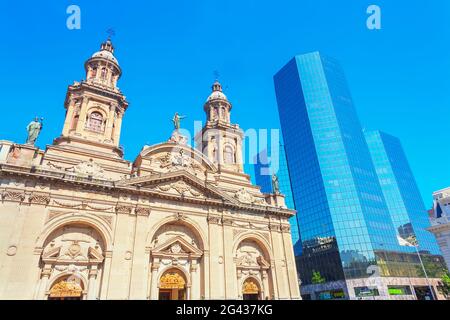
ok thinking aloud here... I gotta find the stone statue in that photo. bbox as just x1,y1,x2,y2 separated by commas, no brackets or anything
172,112,186,130
26,117,43,145
272,174,280,194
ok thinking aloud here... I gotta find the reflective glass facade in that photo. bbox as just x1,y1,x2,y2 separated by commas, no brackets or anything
254,146,302,254
273,52,420,284
364,130,441,255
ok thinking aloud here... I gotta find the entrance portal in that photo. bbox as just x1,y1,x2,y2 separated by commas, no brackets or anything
158,269,187,300
242,278,260,300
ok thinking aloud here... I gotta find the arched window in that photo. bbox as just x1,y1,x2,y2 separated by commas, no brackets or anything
86,112,104,132
224,146,235,164
90,67,97,79
100,67,107,80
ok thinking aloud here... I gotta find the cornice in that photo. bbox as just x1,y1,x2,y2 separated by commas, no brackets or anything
0,164,294,218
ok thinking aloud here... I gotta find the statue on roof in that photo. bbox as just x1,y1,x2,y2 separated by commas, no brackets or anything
272,174,280,194
26,117,43,145
172,112,186,130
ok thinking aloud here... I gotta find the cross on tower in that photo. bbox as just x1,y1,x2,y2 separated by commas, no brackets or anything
106,28,115,40
213,70,220,81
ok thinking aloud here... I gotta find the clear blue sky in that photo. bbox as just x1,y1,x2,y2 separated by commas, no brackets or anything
0,1,449,205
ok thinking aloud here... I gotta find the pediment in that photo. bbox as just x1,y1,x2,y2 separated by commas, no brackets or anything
152,235,203,257
117,171,238,205
42,246,61,259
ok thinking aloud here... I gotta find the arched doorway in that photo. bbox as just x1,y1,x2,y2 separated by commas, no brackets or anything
37,223,105,300
242,278,261,300
235,237,273,300
158,269,187,300
48,276,84,300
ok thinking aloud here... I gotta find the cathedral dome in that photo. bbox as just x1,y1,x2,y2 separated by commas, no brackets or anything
91,49,119,65
89,39,119,66
206,81,228,102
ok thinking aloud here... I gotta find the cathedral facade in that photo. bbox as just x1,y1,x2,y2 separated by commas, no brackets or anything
0,39,300,300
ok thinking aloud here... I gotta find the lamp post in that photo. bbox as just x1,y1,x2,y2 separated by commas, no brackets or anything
399,235,436,300
412,243,436,300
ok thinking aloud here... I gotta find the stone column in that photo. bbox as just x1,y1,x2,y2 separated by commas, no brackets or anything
236,269,243,300
112,112,123,145
236,138,243,172
75,97,90,133
203,251,210,299
87,267,98,300
149,259,160,300
207,215,224,299
262,270,270,300
62,98,76,136
190,260,200,300
99,251,112,300
222,217,236,298
36,266,52,300
104,104,116,142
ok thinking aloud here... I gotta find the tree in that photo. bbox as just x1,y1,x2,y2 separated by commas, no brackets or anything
440,271,450,298
311,270,326,284
416,255,447,278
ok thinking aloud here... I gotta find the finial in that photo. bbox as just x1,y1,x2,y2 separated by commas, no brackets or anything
213,70,220,81
101,29,115,53
106,28,115,40
212,71,222,92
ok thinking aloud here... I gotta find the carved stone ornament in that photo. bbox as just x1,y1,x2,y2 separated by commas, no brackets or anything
135,207,151,216
234,188,253,204
29,193,51,205
116,205,133,214
2,191,25,202
170,243,182,254
154,150,202,174
154,180,203,198
65,159,105,179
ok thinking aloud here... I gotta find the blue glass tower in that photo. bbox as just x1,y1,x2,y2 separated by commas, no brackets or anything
364,130,441,255
273,53,447,298
254,145,302,254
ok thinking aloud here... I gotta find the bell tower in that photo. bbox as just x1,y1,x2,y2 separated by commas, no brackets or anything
55,38,129,158
195,80,244,172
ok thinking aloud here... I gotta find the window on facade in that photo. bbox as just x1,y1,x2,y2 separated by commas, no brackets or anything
101,67,107,80
70,115,79,131
86,112,104,132
224,146,235,164
90,67,97,79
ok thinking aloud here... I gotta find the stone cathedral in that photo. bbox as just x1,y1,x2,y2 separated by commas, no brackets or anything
0,39,300,300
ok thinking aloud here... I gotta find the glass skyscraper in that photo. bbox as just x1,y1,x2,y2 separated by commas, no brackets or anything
364,130,441,254
254,145,302,254
273,52,446,299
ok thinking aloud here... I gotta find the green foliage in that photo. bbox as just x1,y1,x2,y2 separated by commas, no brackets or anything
416,255,447,278
311,270,326,284
440,272,450,297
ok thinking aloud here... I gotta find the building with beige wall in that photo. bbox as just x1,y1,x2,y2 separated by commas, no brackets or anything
429,187,450,273
0,39,300,300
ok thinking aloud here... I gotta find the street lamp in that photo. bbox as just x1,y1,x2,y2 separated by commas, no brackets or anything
404,236,436,300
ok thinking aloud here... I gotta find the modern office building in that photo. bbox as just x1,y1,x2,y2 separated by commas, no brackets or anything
254,145,302,255
273,52,446,300
364,130,441,255
428,187,450,271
